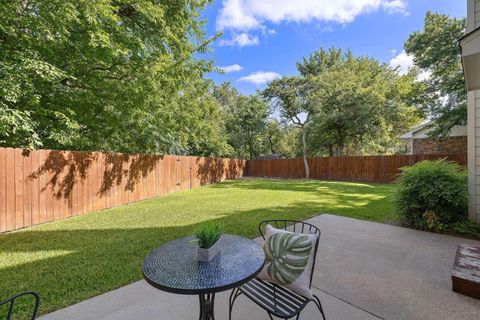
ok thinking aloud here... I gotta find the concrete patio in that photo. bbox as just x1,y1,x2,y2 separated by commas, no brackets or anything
40,214,480,320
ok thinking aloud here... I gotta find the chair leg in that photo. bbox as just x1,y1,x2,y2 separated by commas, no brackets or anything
228,288,243,320
312,294,326,320
211,294,216,320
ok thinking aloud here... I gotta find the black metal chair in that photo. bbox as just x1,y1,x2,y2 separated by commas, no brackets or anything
229,220,326,320
0,291,40,320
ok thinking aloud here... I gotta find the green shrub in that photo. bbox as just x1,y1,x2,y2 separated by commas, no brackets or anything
193,222,223,249
395,159,467,231
451,220,480,238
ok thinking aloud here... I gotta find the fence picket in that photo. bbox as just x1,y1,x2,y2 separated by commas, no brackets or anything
247,154,467,183
0,148,6,232
0,147,465,234
0,147,246,233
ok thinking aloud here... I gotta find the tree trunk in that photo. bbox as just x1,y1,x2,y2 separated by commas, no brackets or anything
301,127,309,179
248,134,254,159
268,136,276,154
328,144,334,157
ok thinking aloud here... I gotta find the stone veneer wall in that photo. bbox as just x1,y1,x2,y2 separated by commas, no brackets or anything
412,136,467,155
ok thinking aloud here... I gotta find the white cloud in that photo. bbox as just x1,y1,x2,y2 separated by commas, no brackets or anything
220,33,259,47
238,71,281,85
220,64,244,73
258,27,277,37
382,0,408,14
216,0,408,31
217,0,260,31
389,50,431,81
389,50,413,75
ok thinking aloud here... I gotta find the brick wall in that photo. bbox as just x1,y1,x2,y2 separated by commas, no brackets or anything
412,136,467,155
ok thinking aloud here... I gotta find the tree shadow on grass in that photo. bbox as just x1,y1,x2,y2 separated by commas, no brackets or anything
210,179,398,223
211,178,396,196
0,201,329,319
0,174,400,319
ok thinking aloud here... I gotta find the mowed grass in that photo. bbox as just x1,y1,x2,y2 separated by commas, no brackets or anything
0,178,397,318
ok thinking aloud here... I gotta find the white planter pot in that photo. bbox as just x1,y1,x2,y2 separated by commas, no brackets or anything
197,237,222,262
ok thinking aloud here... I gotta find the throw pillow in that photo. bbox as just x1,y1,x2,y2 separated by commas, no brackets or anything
257,224,317,298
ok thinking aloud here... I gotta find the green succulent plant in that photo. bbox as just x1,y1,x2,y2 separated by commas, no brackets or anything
193,222,223,249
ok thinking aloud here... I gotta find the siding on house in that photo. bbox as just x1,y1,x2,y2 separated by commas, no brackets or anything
466,0,480,222
471,90,480,221
476,0,480,28
469,0,478,31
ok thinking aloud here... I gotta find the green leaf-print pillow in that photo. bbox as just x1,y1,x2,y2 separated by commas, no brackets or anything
257,225,317,298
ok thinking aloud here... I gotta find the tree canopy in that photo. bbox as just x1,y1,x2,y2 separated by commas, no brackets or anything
404,12,467,136
2,4,458,162
0,0,228,155
304,50,421,156
263,76,317,177
213,82,269,159
264,48,421,161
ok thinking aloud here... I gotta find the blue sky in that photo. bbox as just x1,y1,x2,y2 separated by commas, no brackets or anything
202,0,466,95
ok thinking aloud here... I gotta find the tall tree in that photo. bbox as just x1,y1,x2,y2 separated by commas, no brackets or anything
262,120,300,158
307,56,421,156
214,83,269,159
0,0,225,155
297,47,351,76
263,77,315,178
404,12,467,136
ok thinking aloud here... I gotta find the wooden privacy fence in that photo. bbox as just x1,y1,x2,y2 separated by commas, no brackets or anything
0,148,246,233
246,154,467,183
0,148,468,234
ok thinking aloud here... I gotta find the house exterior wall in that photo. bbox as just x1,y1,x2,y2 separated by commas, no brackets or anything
476,0,480,28
469,0,479,31
469,91,480,221
407,125,467,139
466,0,480,222
411,136,467,155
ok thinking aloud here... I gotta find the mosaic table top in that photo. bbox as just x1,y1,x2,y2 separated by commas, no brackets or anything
143,234,265,295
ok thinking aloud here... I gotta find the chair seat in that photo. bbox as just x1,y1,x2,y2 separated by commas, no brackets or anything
238,278,310,318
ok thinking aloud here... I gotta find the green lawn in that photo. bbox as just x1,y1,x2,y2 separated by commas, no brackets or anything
0,178,397,318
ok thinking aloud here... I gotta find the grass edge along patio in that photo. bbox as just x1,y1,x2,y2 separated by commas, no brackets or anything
1,177,397,317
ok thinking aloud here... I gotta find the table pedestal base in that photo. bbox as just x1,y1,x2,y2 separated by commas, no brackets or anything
199,293,215,320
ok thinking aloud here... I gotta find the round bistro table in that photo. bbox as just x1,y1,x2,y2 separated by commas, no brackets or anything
142,234,265,320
